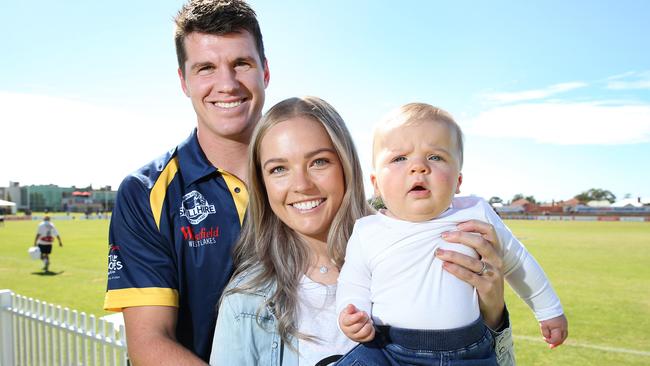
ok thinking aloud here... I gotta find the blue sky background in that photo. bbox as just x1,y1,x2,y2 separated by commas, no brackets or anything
2,0,649,203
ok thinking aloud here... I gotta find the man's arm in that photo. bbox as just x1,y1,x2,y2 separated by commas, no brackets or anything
56,235,63,246
123,306,207,366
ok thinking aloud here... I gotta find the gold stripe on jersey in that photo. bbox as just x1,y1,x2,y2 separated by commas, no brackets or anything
150,157,179,230
103,287,179,312
219,169,249,225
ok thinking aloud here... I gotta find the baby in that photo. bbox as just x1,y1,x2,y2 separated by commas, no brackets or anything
336,103,568,364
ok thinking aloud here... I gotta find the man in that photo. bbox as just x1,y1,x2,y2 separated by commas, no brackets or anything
34,216,63,271
103,0,269,363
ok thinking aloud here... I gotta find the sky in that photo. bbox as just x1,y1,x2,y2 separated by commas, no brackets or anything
2,0,649,203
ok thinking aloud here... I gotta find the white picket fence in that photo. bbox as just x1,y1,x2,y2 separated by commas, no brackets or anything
0,289,128,366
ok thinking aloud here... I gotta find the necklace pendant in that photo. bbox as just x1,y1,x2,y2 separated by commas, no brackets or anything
319,265,328,274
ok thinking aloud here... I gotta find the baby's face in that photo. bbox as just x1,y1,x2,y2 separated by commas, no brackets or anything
371,119,462,222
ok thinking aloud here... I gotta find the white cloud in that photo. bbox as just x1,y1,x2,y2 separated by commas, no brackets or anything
464,101,650,145
0,91,192,188
482,82,588,103
606,70,650,90
606,71,638,80
607,80,650,90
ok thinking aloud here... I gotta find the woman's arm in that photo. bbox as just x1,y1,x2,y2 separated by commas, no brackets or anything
435,219,516,366
436,220,505,327
488,307,516,366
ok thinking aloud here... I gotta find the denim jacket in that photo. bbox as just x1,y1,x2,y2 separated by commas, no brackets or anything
210,277,297,366
209,275,516,366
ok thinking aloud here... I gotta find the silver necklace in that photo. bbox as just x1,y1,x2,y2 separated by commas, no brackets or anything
319,265,329,274
312,258,336,275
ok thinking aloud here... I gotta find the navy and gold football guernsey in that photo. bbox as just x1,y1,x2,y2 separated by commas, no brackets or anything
104,129,248,362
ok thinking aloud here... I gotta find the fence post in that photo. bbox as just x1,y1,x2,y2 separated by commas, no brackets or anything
0,289,16,366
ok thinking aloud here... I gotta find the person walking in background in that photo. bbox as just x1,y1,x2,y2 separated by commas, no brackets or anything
33,216,63,272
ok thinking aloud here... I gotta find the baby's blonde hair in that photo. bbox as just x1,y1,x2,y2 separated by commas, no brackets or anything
372,102,464,169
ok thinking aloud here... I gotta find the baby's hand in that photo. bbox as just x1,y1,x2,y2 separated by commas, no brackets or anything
539,314,568,349
338,304,375,343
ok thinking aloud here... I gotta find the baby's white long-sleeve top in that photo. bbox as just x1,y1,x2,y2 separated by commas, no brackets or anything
336,196,563,329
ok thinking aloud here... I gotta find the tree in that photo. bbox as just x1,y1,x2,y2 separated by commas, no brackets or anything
488,196,503,205
574,188,616,204
368,196,386,210
524,195,537,204
511,193,524,202
511,193,536,205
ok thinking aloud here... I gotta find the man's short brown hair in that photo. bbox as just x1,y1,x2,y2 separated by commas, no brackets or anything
174,0,265,75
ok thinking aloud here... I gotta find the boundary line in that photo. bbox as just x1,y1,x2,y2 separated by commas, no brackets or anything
515,335,650,357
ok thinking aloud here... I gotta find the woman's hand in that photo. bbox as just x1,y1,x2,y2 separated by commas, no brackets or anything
435,220,505,329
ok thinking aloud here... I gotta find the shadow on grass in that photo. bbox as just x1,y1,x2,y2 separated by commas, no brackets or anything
31,270,65,276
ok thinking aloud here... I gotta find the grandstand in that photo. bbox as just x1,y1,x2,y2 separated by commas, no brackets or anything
0,182,116,214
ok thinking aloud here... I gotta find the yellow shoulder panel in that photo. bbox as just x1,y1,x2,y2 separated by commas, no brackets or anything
103,287,179,312
150,157,180,230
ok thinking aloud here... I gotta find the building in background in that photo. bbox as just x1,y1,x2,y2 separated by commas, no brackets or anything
0,182,116,213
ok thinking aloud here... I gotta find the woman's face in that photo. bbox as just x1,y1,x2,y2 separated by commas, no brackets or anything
259,116,345,244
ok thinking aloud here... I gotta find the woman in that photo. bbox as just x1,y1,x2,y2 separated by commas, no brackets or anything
210,97,514,366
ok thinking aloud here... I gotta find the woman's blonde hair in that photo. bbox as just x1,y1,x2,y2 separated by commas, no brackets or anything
227,96,372,346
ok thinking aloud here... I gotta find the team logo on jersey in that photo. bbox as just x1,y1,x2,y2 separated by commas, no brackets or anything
179,190,216,225
108,245,123,279
180,225,220,247
108,254,123,273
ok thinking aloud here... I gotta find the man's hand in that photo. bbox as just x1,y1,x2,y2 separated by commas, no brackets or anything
338,304,375,343
540,314,568,349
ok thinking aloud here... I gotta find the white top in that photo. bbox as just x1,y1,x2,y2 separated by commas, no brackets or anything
337,196,564,330
297,276,356,366
36,221,58,245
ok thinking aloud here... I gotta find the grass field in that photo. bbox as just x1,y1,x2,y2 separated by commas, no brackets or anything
0,219,110,318
1,218,649,365
503,220,650,365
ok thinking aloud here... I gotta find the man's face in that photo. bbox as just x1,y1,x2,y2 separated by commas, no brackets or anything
179,31,269,144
